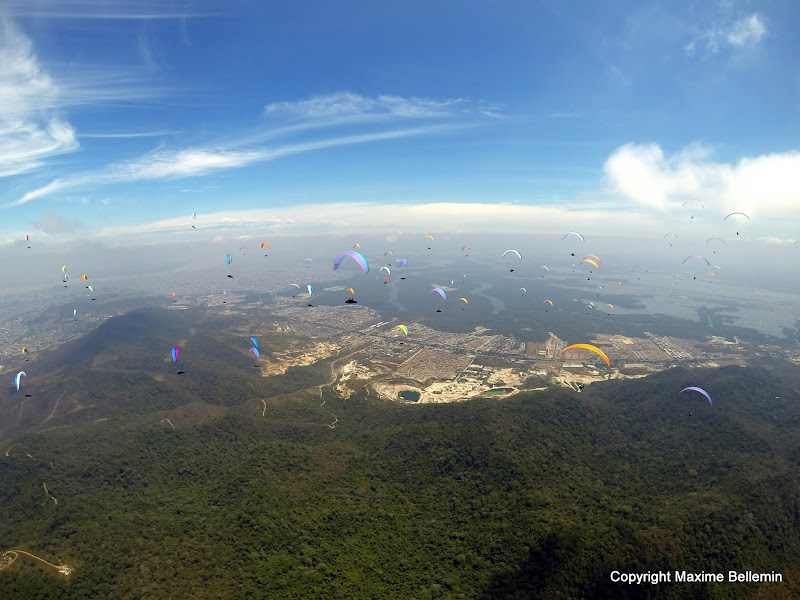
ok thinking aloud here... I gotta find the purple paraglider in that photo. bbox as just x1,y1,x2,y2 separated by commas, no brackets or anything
333,251,369,274
680,386,712,406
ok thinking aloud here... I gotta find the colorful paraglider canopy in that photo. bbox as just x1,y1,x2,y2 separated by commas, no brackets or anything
226,254,232,264
14,371,26,391
250,347,260,359
582,254,601,263
333,251,369,274
680,386,712,405
580,259,600,270
559,344,610,366
459,297,468,304
396,258,408,267
307,284,313,296
171,292,176,297
352,243,361,249
423,234,435,241
81,274,88,280
347,287,355,295
171,347,179,363
430,287,446,300
251,337,259,349
22,347,27,354
261,242,270,248
395,324,408,336
61,265,67,272
543,299,553,306
384,250,395,257
461,245,470,250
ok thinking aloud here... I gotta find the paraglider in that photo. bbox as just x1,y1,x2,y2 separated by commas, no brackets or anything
353,243,361,249
250,347,260,359
396,258,408,267
724,212,750,236
395,324,408,336
261,242,270,248
430,288,446,300
664,233,678,246
423,234,435,249
380,266,391,275
14,371,26,391
459,297,468,304
222,290,227,296
520,287,527,295
333,251,369,274
251,337,259,349
502,249,522,259
683,199,704,219
580,259,600,270
539,265,549,277
559,344,610,366
562,232,585,242
680,386,712,406
226,254,232,264
543,299,553,310
384,250,394,257
583,254,601,264
81,274,88,280
307,284,313,296
171,347,179,363
346,288,355,295
683,255,710,266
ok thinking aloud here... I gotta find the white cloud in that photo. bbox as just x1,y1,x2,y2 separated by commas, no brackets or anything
726,14,766,47
7,124,459,206
79,130,181,139
604,143,800,226
0,21,79,176
264,91,467,121
686,12,767,57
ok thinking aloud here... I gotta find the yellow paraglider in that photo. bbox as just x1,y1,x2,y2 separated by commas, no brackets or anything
583,254,601,263
347,287,355,295
459,297,468,304
543,299,553,307
81,274,88,280
580,259,600,270
395,324,409,336
559,344,610,366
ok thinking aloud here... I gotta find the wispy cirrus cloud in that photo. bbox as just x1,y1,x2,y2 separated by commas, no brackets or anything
79,130,181,139
0,20,79,176
684,12,767,57
264,91,468,121
1,18,182,180
7,124,461,207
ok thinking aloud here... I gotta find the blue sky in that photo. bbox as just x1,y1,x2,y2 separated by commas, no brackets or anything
1,0,799,244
